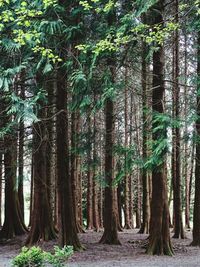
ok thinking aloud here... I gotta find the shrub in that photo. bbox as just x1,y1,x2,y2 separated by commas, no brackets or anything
12,245,73,267
12,246,44,267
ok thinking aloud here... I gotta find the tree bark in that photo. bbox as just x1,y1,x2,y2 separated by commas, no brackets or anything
0,101,27,239
26,84,56,244
99,97,121,244
139,22,150,234
56,70,82,249
18,80,25,221
147,0,173,255
191,30,200,246
172,0,185,239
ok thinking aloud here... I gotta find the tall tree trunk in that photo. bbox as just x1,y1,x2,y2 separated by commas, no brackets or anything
71,110,84,233
191,30,200,246
56,70,82,249
99,7,120,244
99,97,121,244
86,112,94,230
93,114,100,231
129,91,134,228
172,0,184,239
28,153,34,228
124,69,131,229
147,0,173,255
26,85,56,244
139,22,150,234
0,99,27,239
183,32,190,229
133,95,142,229
18,80,25,221
46,77,56,218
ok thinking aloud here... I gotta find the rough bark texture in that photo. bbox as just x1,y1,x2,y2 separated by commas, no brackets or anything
99,98,121,245
56,70,82,249
26,93,56,245
147,0,173,256
71,110,84,233
0,111,27,239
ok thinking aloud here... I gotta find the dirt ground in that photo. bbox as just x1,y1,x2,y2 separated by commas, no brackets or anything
1,229,200,266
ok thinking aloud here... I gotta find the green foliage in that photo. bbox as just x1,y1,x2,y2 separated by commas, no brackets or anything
144,112,170,170
12,247,44,267
12,245,73,267
44,246,74,267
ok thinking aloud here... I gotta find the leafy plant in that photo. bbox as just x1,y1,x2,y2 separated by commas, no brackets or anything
12,246,44,267
12,245,73,267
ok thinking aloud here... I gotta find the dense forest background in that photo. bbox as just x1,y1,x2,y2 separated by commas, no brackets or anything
0,0,200,261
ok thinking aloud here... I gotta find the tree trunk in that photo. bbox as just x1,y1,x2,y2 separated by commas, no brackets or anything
191,30,200,246
99,97,121,244
147,0,173,256
139,22,150,234
86,112,94,230
26,86,56,245
93,114,100,231
172,0,184,239
71,110,84,233
124,68,131,229
183,32,190,229
0,104,27,239
18,81,25,221
56,70,82,249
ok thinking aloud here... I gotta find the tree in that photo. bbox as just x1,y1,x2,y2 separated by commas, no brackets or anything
147,0,173,256
0,96,27,239
26,77,56,245
171,0,184,239
139,14,150,234
191,28,200,247
56,69,82,249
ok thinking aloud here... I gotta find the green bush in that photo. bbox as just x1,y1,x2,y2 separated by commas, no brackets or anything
12,245,73,267
12,246,44,267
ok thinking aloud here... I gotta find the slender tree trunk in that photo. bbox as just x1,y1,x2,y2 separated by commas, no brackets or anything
184,33,190,229
93,114,100,231
86,112,94,230
147,1,173,255
129,91,134,228
18,81,25,221
189,137,195,208
191,30,200,246
124,69,131,229
139,22,150,234
28,154,34,228
46,77,56,218
172,0,184,239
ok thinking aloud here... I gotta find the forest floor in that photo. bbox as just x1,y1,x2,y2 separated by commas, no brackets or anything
0,229,200,266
